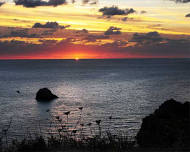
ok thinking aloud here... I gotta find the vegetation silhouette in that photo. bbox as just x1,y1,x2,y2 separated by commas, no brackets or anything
0,99,190,152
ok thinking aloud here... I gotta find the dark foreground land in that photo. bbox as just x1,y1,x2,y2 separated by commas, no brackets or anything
31,148,190,152
0,99,190,152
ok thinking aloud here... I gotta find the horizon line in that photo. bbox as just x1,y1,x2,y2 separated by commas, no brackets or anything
0,57,190,60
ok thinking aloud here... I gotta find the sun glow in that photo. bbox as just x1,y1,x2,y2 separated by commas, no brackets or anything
75,57,79,61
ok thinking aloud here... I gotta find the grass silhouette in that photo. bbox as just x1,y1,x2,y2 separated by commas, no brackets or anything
0,107,134,152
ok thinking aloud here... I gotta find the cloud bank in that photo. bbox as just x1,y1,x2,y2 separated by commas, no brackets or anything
131,31,163,45
99,6,136,17
14,0,66,8
32,22,70,29
185,13,190,17
104,26,122,35
1,30,190,59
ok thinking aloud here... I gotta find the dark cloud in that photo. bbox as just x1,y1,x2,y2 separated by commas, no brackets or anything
82,0,97,5
32,22,70,29
89,1,97,5
185,13,190,17
165,38,190,46
13,18,32,23
13,0,97,7
82,0,89,4
0,29,42,38
41,29,56,35
0,40,40,57
99,6,136,17
131,31,163,45
102,40,128,48
80,29,89,34
14,0,66,8
0,39,65,57
10,29,28,37
104,26,122,35
129,38,190,57
83,34,109,42
141,10,147,14
47,0,66,6
173,0,190,3
38,39,58,44
128,31,190,57
121,17,128,22
121,17,135,22
0,1,5,6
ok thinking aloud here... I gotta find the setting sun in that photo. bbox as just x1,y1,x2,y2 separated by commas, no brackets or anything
75,57,79,61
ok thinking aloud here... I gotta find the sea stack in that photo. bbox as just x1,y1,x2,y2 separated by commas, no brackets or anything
136,99,190,148
36,88,58,101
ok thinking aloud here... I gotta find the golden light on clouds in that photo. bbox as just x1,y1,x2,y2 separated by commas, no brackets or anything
0,0,190,59
0,2,190,35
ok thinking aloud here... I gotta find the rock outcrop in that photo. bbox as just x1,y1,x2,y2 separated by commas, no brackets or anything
36,88,58,101
136,99,190,148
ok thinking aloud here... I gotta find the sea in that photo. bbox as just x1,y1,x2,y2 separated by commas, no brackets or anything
0,59,190,139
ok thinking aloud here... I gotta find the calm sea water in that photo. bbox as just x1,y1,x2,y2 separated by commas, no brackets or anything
0,59,190,138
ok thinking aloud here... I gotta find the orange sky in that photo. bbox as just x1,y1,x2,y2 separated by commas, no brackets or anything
0,0,190,59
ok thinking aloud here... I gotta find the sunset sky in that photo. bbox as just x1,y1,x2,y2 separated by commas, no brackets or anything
0,0,190,59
